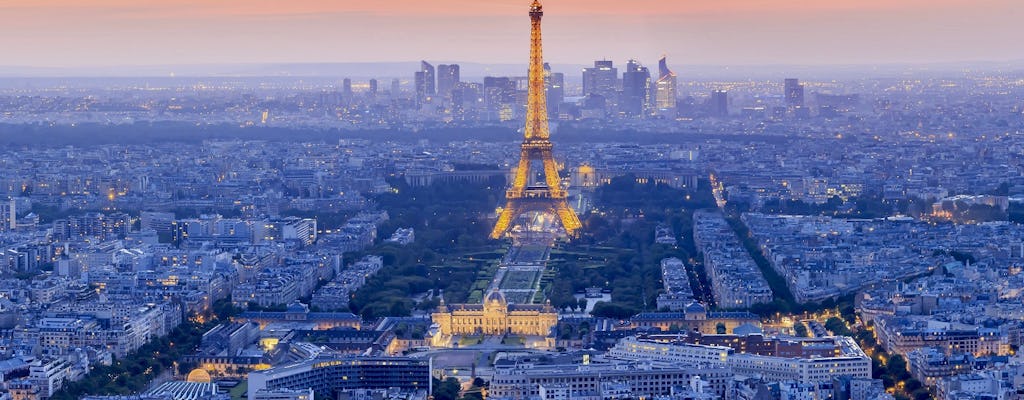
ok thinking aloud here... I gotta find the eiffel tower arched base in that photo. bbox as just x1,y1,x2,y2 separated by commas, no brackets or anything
491,195,582,240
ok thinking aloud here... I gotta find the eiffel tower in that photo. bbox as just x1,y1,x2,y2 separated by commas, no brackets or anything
490,0,582,240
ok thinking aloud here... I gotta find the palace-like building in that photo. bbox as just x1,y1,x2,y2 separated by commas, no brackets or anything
232,301,361,330
432,289,557,337
629,302,762,334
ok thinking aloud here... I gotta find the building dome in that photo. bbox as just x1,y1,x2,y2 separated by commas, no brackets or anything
684,302,708,321
186,368,212,383
684,302,707,316
436,295,448,312
286,301,309,314
485,289,507,305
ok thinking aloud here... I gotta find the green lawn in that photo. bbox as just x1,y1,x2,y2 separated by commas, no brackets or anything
499,270,539,290
458,335,482,346
228,380,247,400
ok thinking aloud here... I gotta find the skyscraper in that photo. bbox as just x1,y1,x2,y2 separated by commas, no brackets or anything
368,79,378,96
342,78,353,101
414,61,435,104
483,77,516,121
437,64,460,100
655,56,678,117
710,90,728,118
621,59,651,117
451,82,482,121
544,63,564,118
785,78,805,107
391,79,401,98
5,198,14,231
582,60,618,108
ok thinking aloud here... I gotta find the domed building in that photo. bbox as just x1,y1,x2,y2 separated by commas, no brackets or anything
432,289,557,338
186,368,212,383
630,301,762,334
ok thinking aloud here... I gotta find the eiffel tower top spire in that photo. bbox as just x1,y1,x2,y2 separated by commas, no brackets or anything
524,0,549,141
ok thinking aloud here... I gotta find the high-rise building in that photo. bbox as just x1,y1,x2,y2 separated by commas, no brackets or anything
582,60,618,107
483,76,516,121
544,63,564,118
621,59,651,117
414,61,435,104
451,82,482,120
655,56,678,117
390,79,401,97
437,64,460,100
711,90,729,118
341,78,352,104
368,79,378,96
1,198,15,231
785,78,805,107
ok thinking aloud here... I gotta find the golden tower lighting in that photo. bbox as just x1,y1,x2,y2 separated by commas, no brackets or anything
490,0,582,239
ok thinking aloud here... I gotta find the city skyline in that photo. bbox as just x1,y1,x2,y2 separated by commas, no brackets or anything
0,1,1023,399
0,0,1020,69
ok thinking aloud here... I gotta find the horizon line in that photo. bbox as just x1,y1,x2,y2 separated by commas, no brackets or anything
3,58,1024,70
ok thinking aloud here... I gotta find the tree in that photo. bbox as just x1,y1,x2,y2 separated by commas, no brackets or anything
904,378,923,393
825,317,852,336
840,301,857,324
716,322,727,334
793,322,809,337
910,388,931,400
577,298,588,312
590,301,639,320
886,355,911,381
432,378,461,400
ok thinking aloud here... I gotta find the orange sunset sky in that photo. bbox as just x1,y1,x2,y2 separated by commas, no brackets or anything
0,0,1020,67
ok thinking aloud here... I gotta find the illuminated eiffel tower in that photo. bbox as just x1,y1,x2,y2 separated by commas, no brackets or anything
490,0,582,239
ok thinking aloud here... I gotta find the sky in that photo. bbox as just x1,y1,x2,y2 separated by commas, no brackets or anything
0,0,1020,69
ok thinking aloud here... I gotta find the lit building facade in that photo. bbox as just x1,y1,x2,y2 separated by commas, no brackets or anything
621,60,651,117
414,61,435,105
490,361,732,399
629,303,761,334
431,289,557,337
582,60,618,108
247,356,430,400
436,64,460,100
655,56,677,117
608,335,872,384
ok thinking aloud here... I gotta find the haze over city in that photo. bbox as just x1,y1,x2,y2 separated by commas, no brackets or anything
0,0,1021,69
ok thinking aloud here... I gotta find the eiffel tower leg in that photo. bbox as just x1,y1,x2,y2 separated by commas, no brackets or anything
554,201,582,238
512,150,531,191
540,150,562,196
491,203,518,239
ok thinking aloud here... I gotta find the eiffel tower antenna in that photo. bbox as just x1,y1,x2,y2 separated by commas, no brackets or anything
491,0,582,240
